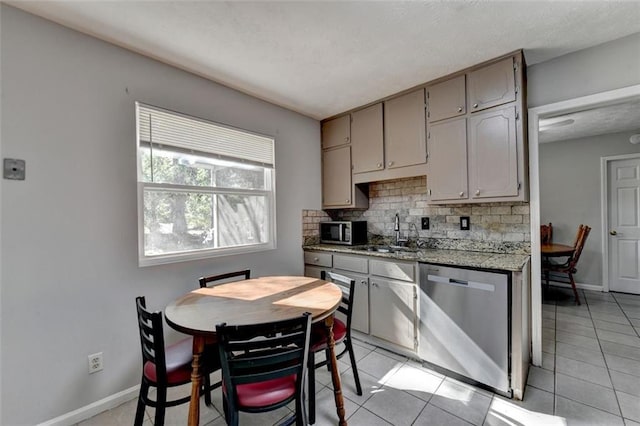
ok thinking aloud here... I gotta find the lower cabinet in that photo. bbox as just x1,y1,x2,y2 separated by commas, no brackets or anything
370,277,417,350
304,250,418,353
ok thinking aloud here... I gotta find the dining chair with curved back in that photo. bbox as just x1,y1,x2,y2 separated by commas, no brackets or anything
307,271,363,424
216,313,312,426
543,225,591,305
134,296,213,426
540,223,553,245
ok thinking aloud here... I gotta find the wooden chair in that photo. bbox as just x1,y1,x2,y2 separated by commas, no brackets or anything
307,271,363,424
197,270,251,405
134,296,217,426
199,269,251,288
543,225,591,305
540,223,553,245
216,313,312,426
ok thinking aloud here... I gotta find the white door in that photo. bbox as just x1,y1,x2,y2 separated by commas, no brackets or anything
609,156,640,294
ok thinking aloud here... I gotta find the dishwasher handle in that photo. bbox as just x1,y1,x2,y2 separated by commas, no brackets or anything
427,274,495,292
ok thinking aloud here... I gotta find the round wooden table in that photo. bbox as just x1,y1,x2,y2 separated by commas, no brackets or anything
541,243,575,257
165,276,346,426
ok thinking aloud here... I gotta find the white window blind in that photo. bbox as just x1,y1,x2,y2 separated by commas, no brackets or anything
137,103,274,167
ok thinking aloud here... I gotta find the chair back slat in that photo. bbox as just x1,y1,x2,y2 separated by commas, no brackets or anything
570,225,591,268
136,296,167,382
216,313,311,410
199,270,251,288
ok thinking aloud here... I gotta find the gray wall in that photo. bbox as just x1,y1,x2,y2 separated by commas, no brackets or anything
539,131,640,287
527,32,640,108
0,5,321,425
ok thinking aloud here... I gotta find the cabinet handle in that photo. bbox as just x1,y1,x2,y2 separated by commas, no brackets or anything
473,103,479,108
345,137,350,143
313,257,319,261
360,280,367,285
388,161,394,167
457,107,463,112
377,162,382,168
475,189,480,195
372,282,379,288
345,199,350,203
459,192,464,197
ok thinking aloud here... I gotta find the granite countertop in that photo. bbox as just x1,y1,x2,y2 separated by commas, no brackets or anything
304,244,530,272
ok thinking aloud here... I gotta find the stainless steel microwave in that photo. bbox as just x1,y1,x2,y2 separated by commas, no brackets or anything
320,221,367,245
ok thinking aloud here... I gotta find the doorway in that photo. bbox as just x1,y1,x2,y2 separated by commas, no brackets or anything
528,84,640,366
604,154,640,294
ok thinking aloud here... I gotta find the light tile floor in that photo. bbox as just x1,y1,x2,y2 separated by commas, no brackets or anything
79,288,640,426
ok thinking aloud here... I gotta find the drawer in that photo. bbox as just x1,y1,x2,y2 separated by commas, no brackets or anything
333,254,368,274
370,259,415,282
304,251,332,268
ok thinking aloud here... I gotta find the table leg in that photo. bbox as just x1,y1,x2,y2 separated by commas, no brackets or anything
324,314,347,426
188,336,205,426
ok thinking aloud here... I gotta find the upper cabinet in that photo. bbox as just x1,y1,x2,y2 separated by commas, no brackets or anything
426,52,527,204
351,103,384,174
320,50,527,207
427,75,466,123
468,57,516,113
321,115,368,209
384,89,427,169
321,115,351,149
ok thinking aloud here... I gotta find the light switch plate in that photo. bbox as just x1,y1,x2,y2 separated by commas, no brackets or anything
4,158,25,180
460,216,470,231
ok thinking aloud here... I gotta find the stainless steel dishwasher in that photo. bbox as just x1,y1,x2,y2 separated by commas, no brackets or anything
419,263,511,395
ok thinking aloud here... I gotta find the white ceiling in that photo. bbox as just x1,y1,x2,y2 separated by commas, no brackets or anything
539,98,640,143
8,1,640,120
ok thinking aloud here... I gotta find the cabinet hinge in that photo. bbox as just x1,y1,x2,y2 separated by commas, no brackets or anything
426,91,430,99
427,131,430,139
427,111,430,117
515,86,519,94
518,182,522,190
515,112,520,120
513,62,518,71
428,188,432,196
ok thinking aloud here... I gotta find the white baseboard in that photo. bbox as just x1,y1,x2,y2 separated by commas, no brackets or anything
550,281,604,292
37,385,139,426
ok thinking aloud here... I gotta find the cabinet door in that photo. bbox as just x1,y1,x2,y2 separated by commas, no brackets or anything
384,89,427,169
427,118,468,201
352,103,384,174
468,106,518,199
322,145,353,207
370,277,416,350
427,75,466,122
468,57,516,113
322,115,351,149
333,269,369,334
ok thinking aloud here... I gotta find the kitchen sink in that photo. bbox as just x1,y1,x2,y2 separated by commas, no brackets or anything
354,245,417,253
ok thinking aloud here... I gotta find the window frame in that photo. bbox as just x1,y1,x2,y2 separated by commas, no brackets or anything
135,102,277,267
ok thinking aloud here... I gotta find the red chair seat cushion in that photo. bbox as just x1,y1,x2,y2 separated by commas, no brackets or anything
310,319,346,351
225,375,297,408
143,337,193,384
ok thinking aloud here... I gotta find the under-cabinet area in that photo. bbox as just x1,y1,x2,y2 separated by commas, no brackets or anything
320,51,528,209
304,247,531,399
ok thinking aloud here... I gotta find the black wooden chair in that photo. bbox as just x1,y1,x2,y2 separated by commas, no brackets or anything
198,269,251,405
134,296,218,426
216,313,312,426
199,269,251,288
308,271,363,424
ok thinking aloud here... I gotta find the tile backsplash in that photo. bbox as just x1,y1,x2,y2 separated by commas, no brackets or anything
303,176,531,254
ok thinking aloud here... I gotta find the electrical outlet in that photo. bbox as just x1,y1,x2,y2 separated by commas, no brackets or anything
421,217,430,230
88,352,103,374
